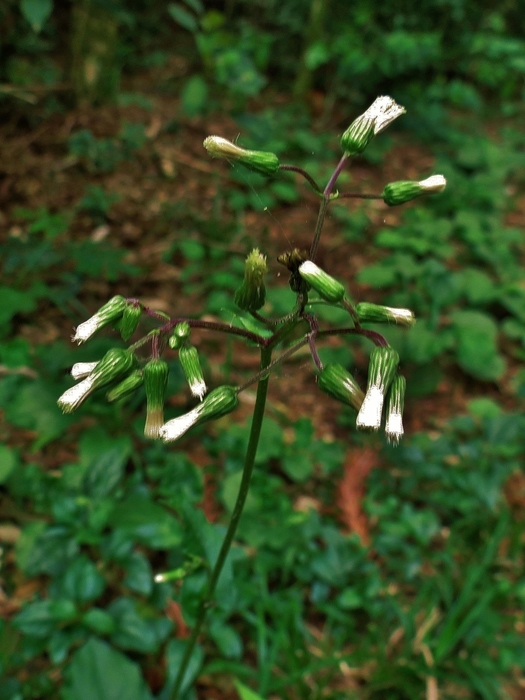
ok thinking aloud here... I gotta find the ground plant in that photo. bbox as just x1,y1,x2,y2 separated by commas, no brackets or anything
2,95,505,700
2,5,525,699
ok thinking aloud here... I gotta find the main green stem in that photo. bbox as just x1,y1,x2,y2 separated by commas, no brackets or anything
170,345,273,699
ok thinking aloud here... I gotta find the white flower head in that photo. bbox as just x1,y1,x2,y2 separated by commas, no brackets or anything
366,96,406,135
419,174,446,193
72,316,103,344
356,385,384,431
160,405,202,443
57,376,96,414
70,362,98,380
189,378,207,401
203,135,246,159
385,307,416,327
385,411,404,445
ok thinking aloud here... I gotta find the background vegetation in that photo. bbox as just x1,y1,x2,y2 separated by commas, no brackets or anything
1,1,525,698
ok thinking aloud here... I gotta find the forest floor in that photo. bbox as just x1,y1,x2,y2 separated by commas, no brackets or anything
2,80,525,699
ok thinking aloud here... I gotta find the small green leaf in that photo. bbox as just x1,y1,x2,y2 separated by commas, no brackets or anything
162,639,203,699
168,3,198,32
0,445,17,484
82,609,116,636
180,75,208,117
109,598,172,653
234,680,266,700
108,495,183,549
451,310,506,380
64,638,153,700
60,555,106,603
20,0,53,32
123,552,153,595
13,600,57,637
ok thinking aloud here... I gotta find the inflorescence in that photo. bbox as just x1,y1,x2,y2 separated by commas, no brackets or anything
59,96,446,445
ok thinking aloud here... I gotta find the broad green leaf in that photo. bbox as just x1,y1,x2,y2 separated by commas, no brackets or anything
5,379,72,448
64,637,153,700
451,310,506,380
20,0,53,32
59,555,106,603
109,598,172,653
123,552,153,595
83,447,128,499
160,639,203,700
108,495,183,549
0,445,17,484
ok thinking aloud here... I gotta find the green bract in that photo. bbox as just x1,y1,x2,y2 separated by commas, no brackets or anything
234,249,268,312
298,261,345,303
317,363,364,411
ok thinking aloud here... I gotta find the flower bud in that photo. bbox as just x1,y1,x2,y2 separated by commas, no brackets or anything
106,369,143,402
382,174,446,206
356,346,399,431
203,136,280,177
317,364,364,411
355,303,415,327
341,96,405,156
72,296,127,344
169,321,191,350
70,362,98,380
234,249,268,312
385,375,406,445
117,303,142,341
179,345,207,399
298,261,345,303
144,359,169,438
160,386,238,443
58,348,135,413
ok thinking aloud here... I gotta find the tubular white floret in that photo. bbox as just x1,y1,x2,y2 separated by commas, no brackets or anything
160,406,203,443
385,411,404,444
356,385,384,431
58,376,96,413
72,316,102,344
367,96,406,134
419,174,446,192
70,362,98,380
189,378,207,401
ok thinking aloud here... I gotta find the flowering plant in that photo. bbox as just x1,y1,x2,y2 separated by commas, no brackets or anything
58,96,445,698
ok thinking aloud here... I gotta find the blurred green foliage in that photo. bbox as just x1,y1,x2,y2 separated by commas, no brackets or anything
1,1,525,698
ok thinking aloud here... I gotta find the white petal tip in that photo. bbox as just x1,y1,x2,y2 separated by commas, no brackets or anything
356,385,384,431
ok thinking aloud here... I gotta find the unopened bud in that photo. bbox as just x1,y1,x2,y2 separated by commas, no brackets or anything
169,321,191,350
341,96,405,156
106,369,143,402
298,261,345,303
382,174,446,206
356,303,415,327
203,136,280,177
234,248,268,312
144,359,169,438
160,385,238,443
356,346,399,431
317,364,364,411
117,303,142,341
385,375,406,445
72,296,127,344
179,345,207,399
